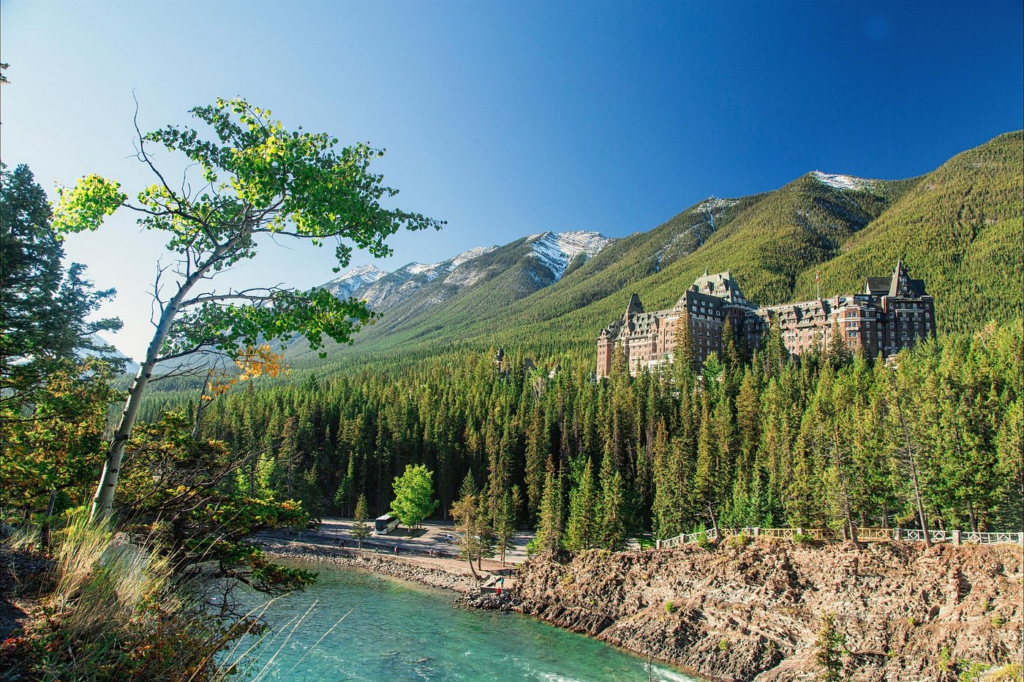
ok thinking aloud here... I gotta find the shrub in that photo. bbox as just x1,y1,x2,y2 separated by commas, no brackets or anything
957,660,991,681
815,613,845,682
718,638,730,651
664,601,677,615
983,663,1023,681
6,509,244,681
939,647,952,674
726,532,751,549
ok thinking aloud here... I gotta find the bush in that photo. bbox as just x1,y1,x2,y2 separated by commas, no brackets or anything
718,638,730,651
664,600,677,614
982,663,1023,681
726,532,751,549
815,613,845,682
4,509,248,681
958,661,991,682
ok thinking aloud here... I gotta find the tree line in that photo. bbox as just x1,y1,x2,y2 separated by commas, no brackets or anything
152,315,1022,552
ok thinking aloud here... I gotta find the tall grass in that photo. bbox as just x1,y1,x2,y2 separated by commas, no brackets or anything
12,508,245,681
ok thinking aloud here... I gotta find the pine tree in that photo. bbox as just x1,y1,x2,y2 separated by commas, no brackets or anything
450,477,483,579
524,404,548,521
598,450,628,550
351,494,371,549
565,457,598,550
535,461,564,554
494,486,520,565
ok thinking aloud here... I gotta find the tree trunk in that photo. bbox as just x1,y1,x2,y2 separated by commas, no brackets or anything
890,379,931,547
834,424,858,547
89,227,249,522
90,305,177,520
41,489,57,550
706,503,719,538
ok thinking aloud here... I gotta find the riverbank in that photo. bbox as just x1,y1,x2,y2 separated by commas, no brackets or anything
512,540,1023,681
263,541,485,595
262,537,1023,680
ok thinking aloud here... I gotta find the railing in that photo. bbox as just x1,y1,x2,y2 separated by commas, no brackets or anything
855,527,894,542
963,531,1024,545
759,528,800,540
655,526,1024,549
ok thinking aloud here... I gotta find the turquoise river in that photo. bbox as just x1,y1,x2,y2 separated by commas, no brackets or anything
229,563,697,681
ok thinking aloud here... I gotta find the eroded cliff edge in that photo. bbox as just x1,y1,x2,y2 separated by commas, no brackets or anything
511,541,1023,680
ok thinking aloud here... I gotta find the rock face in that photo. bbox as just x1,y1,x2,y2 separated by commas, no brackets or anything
512,541,1023,681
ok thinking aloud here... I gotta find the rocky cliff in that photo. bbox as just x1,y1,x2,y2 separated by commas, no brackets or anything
512,541,1023,681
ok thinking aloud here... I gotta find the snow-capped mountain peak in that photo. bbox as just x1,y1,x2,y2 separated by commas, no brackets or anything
397,246,498,282
323,264,387,299
526,231,612,281
811,171,874,192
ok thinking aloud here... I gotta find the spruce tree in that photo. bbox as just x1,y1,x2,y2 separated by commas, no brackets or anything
494,486,520,565
565,457,598,550
535,461,564,554
598,450,628,550
351,494,371,549
673,311,695,387
692,397,719,534
524,404,548,521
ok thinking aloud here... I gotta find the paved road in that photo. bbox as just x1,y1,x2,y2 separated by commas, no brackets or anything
273,517,534,566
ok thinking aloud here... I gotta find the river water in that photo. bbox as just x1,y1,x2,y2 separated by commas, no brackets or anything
228,563,696,681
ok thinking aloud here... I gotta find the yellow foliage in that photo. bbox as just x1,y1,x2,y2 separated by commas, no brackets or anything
202,345,289,401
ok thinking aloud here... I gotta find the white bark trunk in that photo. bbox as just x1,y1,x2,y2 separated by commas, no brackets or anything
90,299,180,520
89,229,250,522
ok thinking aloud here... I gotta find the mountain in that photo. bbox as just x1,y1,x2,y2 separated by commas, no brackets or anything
526,231,612,281
81,334,140,374
288,131,1020,370
355,245,499,312
321,264,387,300
305,232,612,348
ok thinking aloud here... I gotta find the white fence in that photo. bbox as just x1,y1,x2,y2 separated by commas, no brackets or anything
655,526,1024,549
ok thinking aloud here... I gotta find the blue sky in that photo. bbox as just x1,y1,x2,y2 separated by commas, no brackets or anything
2,1,1021,358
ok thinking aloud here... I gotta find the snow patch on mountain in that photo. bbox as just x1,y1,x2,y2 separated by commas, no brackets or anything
400,246,498,282
695,197,737,212
323,264,387,299
526,231,611,281
811,171,875,192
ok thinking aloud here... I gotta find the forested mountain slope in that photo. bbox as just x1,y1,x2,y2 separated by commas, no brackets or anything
285,131,1019,370
797,130,1023,336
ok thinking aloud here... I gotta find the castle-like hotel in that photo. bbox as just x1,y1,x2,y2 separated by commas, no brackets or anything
596,261,934,378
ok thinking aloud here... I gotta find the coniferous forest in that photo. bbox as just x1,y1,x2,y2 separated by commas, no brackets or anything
142,315,1023,550
4,5,1023,679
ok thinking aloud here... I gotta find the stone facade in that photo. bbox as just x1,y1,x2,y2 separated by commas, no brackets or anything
596,261,934,378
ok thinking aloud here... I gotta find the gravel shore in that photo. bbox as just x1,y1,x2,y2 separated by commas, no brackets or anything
263,542,483,595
